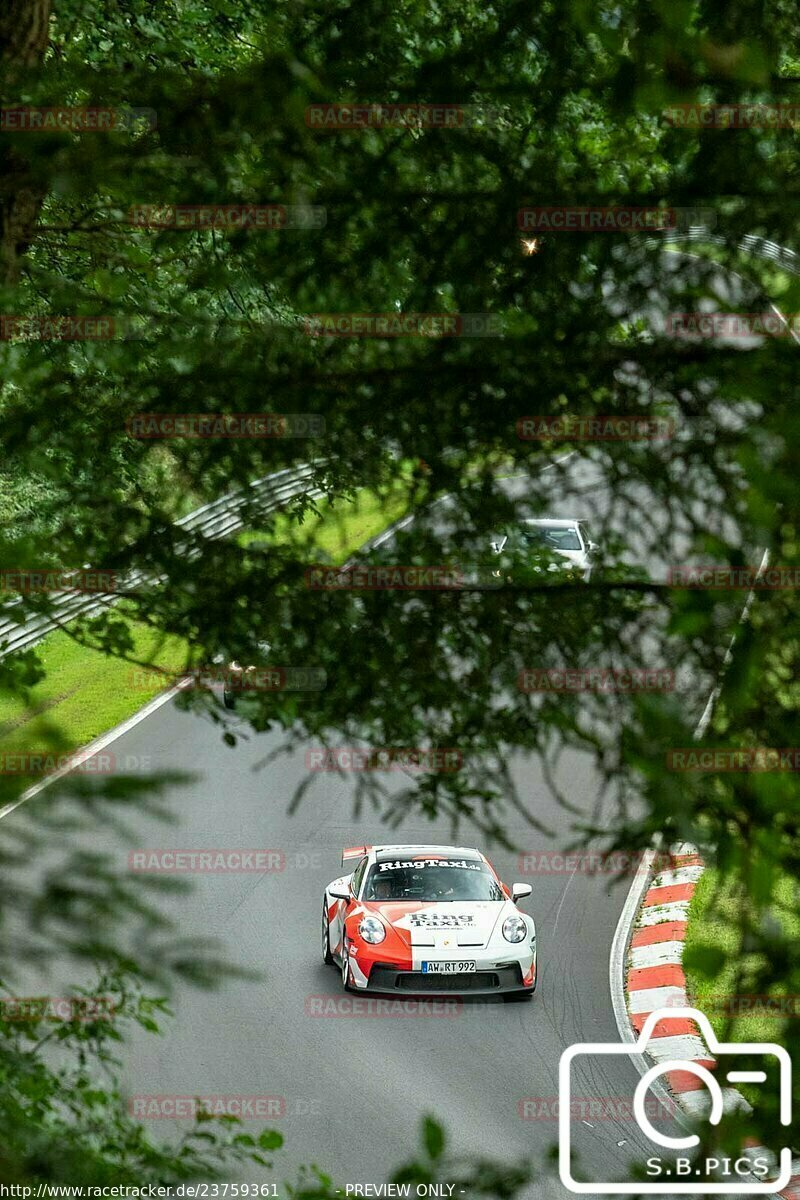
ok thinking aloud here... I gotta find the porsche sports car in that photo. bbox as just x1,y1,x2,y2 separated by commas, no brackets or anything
322,844,537,998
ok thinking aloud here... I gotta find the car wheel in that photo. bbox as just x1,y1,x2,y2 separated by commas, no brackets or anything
322,902,333,965
340,938,354,992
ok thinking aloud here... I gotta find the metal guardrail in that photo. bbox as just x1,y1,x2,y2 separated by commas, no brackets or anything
738,233,800,274
174,462,324,540
0,462,326,659
651,226,800,275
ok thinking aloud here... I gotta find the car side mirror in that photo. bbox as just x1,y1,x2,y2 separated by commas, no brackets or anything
329,883,351,901
587,541,599,553
512,883,532,903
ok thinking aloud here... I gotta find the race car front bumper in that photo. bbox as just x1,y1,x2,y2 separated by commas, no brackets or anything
346,948,537,996
366,963,533,994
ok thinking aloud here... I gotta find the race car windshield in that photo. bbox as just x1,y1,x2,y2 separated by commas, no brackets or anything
520,524,582,551
363,859,504,902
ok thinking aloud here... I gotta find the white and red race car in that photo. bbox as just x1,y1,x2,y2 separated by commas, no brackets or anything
322,844,537,999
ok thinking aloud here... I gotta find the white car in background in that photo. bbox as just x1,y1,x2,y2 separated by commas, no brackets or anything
491,518,598,581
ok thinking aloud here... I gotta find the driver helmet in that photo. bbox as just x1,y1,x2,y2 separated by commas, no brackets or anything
371,875,394,900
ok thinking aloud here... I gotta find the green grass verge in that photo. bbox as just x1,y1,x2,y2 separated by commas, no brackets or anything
683,868,800,1048
237,455,519,561
238,479,416,563
0,617,192,802
0,482,416,799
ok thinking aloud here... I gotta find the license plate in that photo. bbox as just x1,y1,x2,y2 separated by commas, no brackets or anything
421,961,476,974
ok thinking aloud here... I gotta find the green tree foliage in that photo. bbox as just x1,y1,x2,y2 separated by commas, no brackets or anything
1,0,799,1187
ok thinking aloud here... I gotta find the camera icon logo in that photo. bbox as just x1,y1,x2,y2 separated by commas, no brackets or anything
558,1006,792,1194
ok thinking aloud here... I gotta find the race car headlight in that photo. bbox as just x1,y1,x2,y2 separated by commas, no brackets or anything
503,915,527,944
358,915,386,944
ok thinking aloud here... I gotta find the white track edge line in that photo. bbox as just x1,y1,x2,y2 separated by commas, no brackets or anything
0,680,190,822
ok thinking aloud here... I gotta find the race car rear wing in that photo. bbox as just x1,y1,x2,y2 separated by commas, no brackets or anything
342,845,371,865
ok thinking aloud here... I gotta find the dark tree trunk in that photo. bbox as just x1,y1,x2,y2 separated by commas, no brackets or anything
0,0,52,283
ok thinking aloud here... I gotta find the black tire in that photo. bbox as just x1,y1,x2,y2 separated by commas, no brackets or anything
503,989,534,1003
322,902,333,965
340,938,354,992
223,690,236,710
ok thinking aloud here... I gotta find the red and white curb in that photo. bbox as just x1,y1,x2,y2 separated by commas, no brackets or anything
625,843,800,1195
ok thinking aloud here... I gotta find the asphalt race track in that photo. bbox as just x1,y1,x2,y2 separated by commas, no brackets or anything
5,255,760,1197
16,695,682,1196
8,468,712,1198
